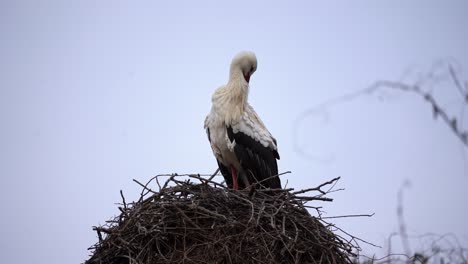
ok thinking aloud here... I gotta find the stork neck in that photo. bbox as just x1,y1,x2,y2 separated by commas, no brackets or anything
211,74,249,124
229,69,244,82
227,75,249,106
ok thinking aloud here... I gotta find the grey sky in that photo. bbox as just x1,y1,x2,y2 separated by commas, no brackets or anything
0,1,467,263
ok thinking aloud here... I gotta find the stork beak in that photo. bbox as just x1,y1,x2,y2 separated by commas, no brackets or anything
244,73,250,83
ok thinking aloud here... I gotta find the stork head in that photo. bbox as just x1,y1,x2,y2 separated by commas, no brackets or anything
229,51,257,83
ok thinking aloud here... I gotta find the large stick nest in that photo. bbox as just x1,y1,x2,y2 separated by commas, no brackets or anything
86,173,362,264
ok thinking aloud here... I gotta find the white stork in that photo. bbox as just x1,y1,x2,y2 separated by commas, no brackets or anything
204,51,281,190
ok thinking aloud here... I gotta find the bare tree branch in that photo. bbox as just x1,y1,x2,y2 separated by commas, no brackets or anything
294,61,468,161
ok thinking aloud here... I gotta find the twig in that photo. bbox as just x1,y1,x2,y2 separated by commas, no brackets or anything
207,168,220,182
322,213,375,219
292,177,341,195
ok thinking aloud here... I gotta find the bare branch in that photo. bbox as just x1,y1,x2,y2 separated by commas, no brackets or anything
294,61,468,161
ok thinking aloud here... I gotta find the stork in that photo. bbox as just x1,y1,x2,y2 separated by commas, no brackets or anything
204,51,281,190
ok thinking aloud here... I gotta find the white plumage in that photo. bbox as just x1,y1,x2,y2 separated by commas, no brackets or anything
204,51,281,190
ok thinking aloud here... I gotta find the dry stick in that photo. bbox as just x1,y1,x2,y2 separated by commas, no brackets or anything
293,195,333,202
449,65,468,102
226,191,256,224
332,224,380,248
254,188,295,193
252,171,292,188
397,181,412,258
93,226,104,243
292,177,341,195
120,190,127,211
189,204,227,220
162,174,177,190
142,175,162,196
155,175,162,190
256,199,266,226
322,213,375,219
186,174,226,188
93,226,112,234
207,168,220,182
150,173,226,189
133,179,157,199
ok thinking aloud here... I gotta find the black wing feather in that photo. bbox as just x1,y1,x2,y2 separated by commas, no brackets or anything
217,160,232,188
226,126,281,189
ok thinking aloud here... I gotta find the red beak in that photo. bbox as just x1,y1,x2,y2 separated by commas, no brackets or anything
244,73,250,83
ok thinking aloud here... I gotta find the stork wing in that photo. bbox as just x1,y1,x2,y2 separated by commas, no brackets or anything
227,106,281,189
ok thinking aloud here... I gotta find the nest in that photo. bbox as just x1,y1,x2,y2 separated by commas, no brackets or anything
86,173,361,264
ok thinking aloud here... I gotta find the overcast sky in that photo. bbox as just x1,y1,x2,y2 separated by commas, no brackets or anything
1,1,467,263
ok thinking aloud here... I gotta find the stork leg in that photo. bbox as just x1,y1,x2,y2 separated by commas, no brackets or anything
230,165,238,190
239,172,251,188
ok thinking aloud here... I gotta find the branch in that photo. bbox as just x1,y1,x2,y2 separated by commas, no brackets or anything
294,61,468,157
